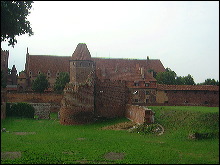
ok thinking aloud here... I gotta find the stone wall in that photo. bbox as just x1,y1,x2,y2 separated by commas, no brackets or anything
95,79,128,118
125,104,154,124
30,103,51,119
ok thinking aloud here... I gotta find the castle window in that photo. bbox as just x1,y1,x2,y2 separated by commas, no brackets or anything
146,99,149,103
146,91,149,95
56,72,60,78
164,101,168,104
145,83,149,87
184,100,188,103
134,82,139,86
214,91,217,94
204,101,208,104
47,71,51,78
38,71,41,75
164,91,167,93
29,71,32,75
134,99,139,103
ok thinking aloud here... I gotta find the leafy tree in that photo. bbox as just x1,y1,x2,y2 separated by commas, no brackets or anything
156,67,177,85
54,72,70,92
1,1,34,47
175,76,184,85
182,74,195,85
198,78,219,86
32,73,49,93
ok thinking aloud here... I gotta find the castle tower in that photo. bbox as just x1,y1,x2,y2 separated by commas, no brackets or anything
60,43,95,125
1,49,9,84
10,65,17,85
69,43,95,84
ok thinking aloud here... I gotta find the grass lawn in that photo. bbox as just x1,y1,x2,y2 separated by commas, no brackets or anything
1,106,219,164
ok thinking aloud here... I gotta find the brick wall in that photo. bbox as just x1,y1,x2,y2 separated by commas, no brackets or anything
1,89,7,119
125,104,154,124
7,92,63,104
159,90,219,106
95,79,128,118
59,82,94,125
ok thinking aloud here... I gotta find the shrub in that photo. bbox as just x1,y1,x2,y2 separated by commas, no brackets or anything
6,102,35,118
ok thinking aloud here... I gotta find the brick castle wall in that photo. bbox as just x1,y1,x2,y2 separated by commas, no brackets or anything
6,92,63,112
95,79,128,118
165,90,219,106
59,82,94,125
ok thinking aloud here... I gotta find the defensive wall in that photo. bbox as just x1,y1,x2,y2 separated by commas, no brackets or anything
6,92,63,112
95,79,129,118
59,82,95,125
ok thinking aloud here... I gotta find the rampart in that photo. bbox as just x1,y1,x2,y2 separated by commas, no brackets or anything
6,92,63,112
95,79,128,118
59,82,94,125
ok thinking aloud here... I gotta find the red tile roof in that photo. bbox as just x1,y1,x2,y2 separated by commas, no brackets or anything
26,55,165,82
27,55,72,77
92,58,165,73
157,84,219,91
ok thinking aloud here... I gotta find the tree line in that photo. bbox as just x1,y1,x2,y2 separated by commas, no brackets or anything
152,67,219,86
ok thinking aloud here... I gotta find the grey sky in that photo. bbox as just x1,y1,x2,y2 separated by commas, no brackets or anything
1,1,219,83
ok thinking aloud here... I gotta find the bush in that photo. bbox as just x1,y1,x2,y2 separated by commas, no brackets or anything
6,102,35,118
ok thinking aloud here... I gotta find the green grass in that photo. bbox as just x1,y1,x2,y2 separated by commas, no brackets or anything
1,106,219,164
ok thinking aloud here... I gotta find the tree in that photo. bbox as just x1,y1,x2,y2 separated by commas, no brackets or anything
1,1,34,47
175,76,184,85
156,67,177,85
198,78,219,86
182,74,195,85
32,73,49,93
54,72,70,92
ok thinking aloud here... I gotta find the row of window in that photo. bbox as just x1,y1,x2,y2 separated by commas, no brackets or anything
133,90,150,95
73,62,94,67
29,71,60,78
134,82,149,87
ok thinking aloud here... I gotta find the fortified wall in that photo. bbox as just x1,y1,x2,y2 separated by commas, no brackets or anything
6,92,63,112
59,82,94,125
95,79,129,118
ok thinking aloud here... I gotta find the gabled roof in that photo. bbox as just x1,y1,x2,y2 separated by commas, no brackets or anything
27,55,72,77
92,58,164,81
157,84,219,91
92,58,165,73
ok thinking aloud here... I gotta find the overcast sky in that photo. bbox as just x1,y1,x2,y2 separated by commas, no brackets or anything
1,1,219,83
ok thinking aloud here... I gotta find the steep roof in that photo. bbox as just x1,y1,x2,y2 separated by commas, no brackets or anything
72,43,91,60
92,58,164,81
157,84,219,91
92,58,165,73
27,55,72,77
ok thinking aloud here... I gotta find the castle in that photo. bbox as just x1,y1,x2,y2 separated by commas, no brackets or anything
1,44,219,123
